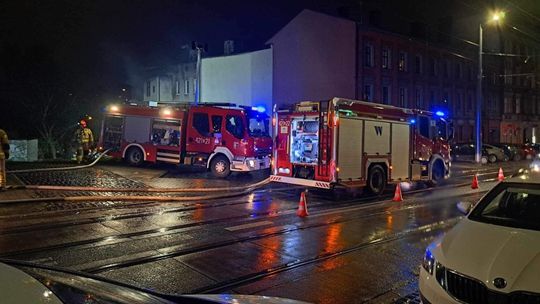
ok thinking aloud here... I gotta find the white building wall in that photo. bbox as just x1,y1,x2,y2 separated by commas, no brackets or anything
201,48,272,112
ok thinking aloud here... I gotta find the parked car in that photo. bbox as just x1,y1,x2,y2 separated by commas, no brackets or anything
493,143,525,161
451,144,489,163
522,144,538,160
419,170,540,304
483,144,507,162
524,142,540,154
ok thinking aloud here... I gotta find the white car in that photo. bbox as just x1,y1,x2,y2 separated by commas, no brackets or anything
419,171,540,303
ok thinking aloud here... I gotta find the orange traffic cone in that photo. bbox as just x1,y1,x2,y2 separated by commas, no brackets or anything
498,168,504,182
471,174,479,189
392,183,403,202
297,191,309,217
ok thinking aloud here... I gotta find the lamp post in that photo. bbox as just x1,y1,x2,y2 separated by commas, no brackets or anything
475,24,483,163
475,11,504,163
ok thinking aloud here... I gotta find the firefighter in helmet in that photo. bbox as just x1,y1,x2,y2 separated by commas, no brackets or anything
75,120,94,164
0,129,9,190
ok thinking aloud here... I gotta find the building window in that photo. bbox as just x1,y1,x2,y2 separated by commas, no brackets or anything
398,52,408,72
363,84,373,101
382,86,390,104
504,96,512,113
152,85,156,93
184,79,189,95
468,66,474,81
175,81,180,95
146,81,151,97
467,94,473,111
364,43,374,67
415,55,422,74
430,90,436,108
415,88,423,109
399,87,407,107
455,63,462,79
382,47,391,69
443,60,449,78
430,58,437,76
516,96,521,114
455,92,462,113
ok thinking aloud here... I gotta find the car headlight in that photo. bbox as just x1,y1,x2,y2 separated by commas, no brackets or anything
422,248,435,275
248,160,256,167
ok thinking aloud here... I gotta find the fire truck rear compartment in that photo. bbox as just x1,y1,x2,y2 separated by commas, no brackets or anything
290,118,319,178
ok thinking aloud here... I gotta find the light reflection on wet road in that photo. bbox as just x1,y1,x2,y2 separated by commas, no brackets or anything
0,160,527,303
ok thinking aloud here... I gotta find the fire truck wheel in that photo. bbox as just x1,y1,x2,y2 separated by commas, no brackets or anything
428,161,445,186
366,164,386,196
126,147,144,166
210,155,231,178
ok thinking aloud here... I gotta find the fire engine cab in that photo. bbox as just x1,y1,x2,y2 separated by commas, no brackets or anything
270,98,451,194
99,103,272,178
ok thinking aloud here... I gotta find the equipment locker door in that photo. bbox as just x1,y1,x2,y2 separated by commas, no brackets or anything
390,122,410,180
337,118,364,180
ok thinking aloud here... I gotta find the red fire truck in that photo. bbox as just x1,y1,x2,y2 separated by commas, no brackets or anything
99,103,272,178
270,98,451,194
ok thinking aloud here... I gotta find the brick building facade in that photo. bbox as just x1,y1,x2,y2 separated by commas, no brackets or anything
270,9,539,144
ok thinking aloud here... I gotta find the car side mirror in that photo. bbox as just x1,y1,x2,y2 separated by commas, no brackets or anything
457,201,473,215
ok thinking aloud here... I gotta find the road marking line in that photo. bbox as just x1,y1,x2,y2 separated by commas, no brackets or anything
29,257,54,264
225,220,274,231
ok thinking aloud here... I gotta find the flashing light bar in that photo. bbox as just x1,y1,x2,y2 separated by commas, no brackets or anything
251,106,266,113
435,111,445,117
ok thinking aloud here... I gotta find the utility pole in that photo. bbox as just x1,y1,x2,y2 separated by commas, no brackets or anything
192,41,207,105
475,24,483,163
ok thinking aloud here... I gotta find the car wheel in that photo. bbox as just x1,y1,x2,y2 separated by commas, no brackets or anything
210,155,231,178
481,156,489,164
488,154,497,163
126,147,144,166
366,164,386,196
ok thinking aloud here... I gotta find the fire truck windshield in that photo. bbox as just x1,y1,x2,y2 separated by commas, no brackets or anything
247,115,270,137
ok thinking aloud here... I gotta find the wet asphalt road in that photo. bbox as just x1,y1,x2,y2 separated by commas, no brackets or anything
0,160,530,303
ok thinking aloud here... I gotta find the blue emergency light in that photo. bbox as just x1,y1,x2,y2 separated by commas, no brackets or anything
252,106,266,113
435,111,445,117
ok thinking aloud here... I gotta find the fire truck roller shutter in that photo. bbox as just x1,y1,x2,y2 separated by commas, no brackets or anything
337,118,364,180
390,122,410,181
124,116,152,143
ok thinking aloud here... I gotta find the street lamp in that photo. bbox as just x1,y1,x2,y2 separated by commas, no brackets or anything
475,11,504,163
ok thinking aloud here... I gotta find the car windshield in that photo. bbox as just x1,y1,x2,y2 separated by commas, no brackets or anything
469,183,540,231
247,115,270,137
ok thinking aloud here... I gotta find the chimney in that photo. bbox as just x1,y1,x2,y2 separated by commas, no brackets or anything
224,40,234,55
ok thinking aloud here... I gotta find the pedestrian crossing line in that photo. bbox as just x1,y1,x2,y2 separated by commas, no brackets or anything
225,220,274,231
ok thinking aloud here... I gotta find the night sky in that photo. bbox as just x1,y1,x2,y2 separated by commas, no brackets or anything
2,1,539,92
